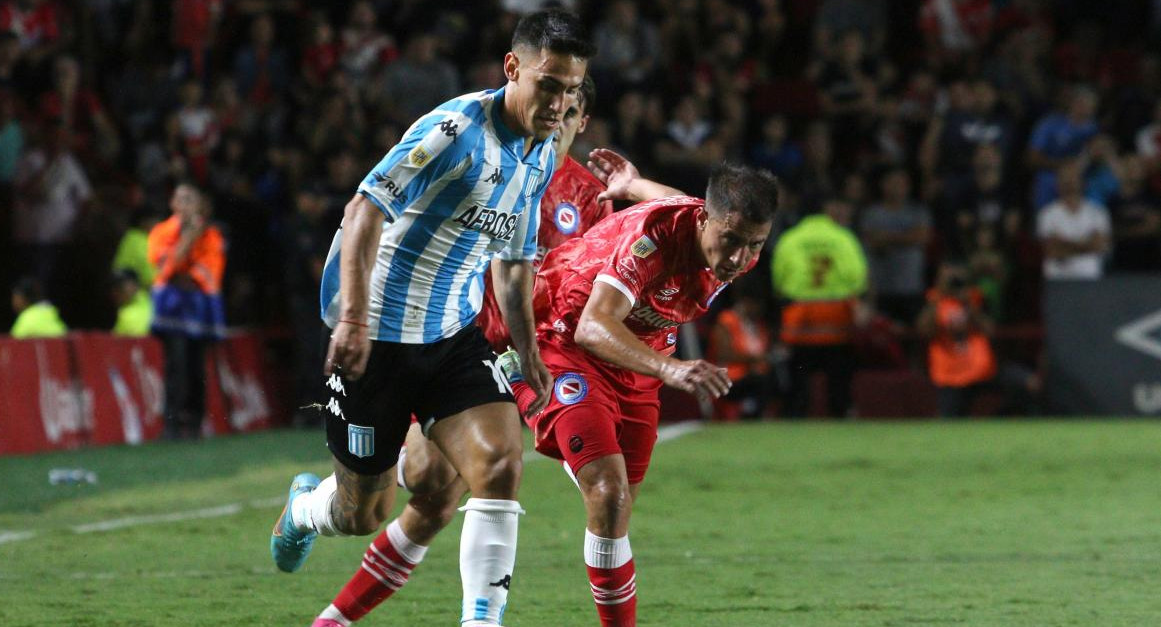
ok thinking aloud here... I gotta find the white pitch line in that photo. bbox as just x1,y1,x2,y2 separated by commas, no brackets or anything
5,421,707,545
73,503,243,533
0,530,38,545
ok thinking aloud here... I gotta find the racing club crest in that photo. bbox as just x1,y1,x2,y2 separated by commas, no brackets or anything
554,202,580,235
553,373,589,406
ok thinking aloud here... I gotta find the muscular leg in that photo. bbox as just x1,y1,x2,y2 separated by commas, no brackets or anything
428,402,524,625
576,454,639,627
314,425,470,626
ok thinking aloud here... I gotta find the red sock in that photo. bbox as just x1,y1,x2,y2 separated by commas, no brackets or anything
333,520,426,621
588,559,638,627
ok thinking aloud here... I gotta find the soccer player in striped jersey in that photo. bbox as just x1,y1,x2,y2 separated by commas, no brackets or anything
308,75,612,627
270,10,595,627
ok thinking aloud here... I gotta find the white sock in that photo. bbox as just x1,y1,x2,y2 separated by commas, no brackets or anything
317,604,352,626
458,498,524,624
583,529,633,569
386,518,429,564
291,474,346,536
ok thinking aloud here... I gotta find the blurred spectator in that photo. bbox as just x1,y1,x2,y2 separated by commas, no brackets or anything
1134,98,1161,173
232,13,290,109
590,0,660,99
147,182,225,440
654,93,720,184
921,78,1012,202
1036,161,1110,280
171,0,223,81
166,78,218,185
12,120,90,293
749,114,803,181
9,274,65,338
811,29,883,167
813,0,887,59
111,205,161,289
918,0,994,71
707,277,775,420
285,181,329,427
772,196,868,418
110,268,151,337
966,224,1008,320
1082,134,1123,207
1026,85,1099,209
918,261,1038,417
946,143,1021,256
0,0,68,65
0,89,21,186
38,55,119,163
300,11,340,91
1108,154,1161,272
860,168,932,326
609,90,661,169
798,120,836,199
378,32,460,124
338,1,397,95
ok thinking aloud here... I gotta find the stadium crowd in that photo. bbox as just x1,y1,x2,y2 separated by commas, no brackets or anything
3,0,1161,418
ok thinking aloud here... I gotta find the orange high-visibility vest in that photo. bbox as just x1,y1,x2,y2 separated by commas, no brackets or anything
779,298,857,346
926,292,996,387
147,215,225,295
710,309,770,381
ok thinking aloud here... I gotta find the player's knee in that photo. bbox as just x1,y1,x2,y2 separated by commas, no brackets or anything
583,476,631,520
340,509,385,536
406,457,459,496
410,493,462,532
469,451,523,497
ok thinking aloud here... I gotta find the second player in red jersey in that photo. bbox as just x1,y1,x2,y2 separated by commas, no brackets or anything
476,116,613,352
510,154,779,626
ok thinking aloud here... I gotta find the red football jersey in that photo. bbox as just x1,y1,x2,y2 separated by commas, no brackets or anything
534,196,732,356
476,156,613,350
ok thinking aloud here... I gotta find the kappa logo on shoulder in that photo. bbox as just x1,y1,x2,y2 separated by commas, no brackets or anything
486,167,505,185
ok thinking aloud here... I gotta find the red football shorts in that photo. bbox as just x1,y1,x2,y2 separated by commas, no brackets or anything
513,343,661,484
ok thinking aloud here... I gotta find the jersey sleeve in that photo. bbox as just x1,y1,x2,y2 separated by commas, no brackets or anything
357,109,475,221
594,223,667,307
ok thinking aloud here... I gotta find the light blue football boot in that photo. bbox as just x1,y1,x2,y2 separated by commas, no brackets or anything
270,472,321,573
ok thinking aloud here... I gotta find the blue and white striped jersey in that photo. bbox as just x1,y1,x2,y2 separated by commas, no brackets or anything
320,87,555,343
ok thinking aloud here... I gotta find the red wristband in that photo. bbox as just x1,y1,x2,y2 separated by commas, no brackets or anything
339,319,369,328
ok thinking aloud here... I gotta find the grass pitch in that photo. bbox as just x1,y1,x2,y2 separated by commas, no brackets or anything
2,420,1160,626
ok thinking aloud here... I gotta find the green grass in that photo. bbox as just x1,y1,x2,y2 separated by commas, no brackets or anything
2,421,1160,626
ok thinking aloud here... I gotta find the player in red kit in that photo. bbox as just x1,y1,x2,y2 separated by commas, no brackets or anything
310,76,611,627
507,156,779,626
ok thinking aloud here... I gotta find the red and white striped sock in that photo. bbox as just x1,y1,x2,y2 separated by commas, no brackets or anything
328,519,428,622
585,529,637,627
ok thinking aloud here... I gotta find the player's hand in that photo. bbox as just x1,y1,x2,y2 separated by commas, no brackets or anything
587,148,639,203
325,320,372,380
521,350,554,415
659,359,732,400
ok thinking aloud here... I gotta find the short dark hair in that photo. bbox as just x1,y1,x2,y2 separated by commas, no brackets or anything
577,74,596,114
705,162,780,225
13,276,44,302
511,9,596,59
